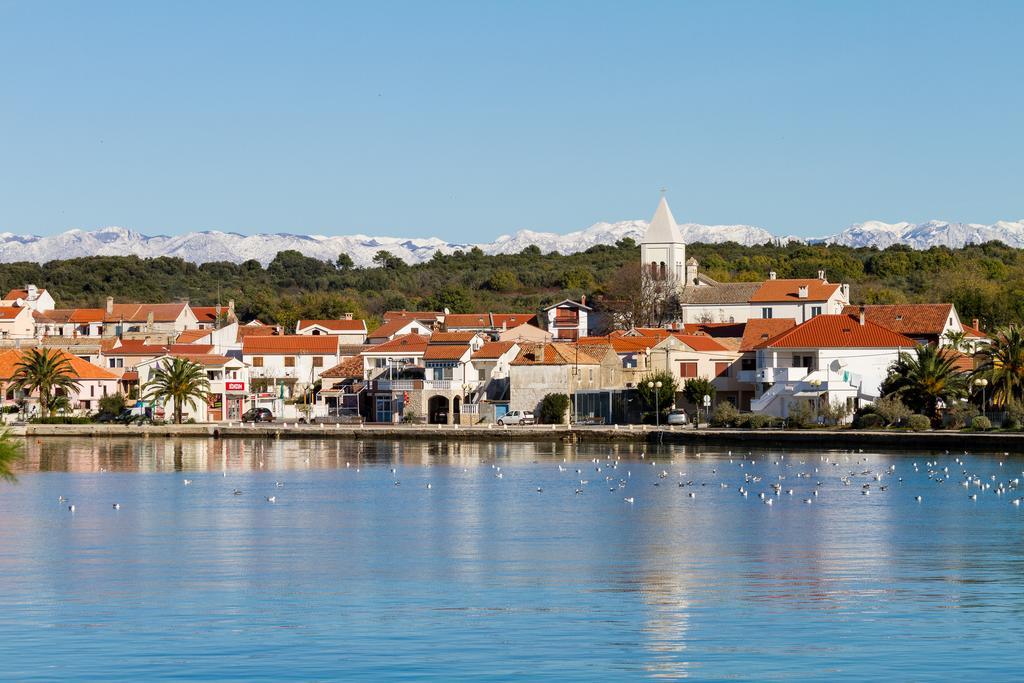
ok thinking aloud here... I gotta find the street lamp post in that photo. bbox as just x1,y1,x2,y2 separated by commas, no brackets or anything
974,378,989,416
647,380,663,430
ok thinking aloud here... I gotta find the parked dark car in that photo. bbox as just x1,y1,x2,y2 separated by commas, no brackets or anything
242,408,275,423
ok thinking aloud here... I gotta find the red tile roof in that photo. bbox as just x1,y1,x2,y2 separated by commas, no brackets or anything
103,340,168,356
0,349,117,380
362,333,430,355
671,334,730,352
321,356,364,379
511,342,600,366
175,330,211,344
423,344,471,360
104,303,189,323
296,319,366,332
68,308,106,323
840,304,955,337
749,279,842,303
165,344,215,355
444,313,537,329
428,331,479,344
367,317,431,340
0,306,26,320
755,314,917,349
961,322,987,339
472,341,518,360
680,322,747,338
383,310,442,322
236,325,279,342
739,318,798,352
189,306,224,323
242,335,339,355
166,353,237,367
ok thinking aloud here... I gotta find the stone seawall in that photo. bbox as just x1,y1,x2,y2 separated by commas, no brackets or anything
10,422,1024,452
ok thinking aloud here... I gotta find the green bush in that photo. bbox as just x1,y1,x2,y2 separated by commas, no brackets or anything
971,415,992,431
710,402,739,427
538,393,570,424
1003,401,1024,429
855,413,886,429
29,416,93,424
785,402,815,429
945,402,979,429
98,393,127,417
873,395,912,426
906,414,931,431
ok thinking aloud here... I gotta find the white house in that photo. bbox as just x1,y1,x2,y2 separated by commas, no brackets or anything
0,306,36,339
366,317,433,345
0,349,118,415
136,353,250,422
1,285,55,313
296,318,367,345
749,312,917,419
677,273,850,325
544,299,591,341
241,334,340,400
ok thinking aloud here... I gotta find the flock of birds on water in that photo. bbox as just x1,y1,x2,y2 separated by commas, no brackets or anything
51,447,1024,516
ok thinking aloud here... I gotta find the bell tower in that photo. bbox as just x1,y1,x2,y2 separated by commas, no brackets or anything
640,194,685,283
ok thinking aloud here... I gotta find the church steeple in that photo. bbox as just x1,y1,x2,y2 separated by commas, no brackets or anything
640,195,686,282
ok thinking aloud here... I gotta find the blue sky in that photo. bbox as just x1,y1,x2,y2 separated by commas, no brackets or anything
1,0,1021,240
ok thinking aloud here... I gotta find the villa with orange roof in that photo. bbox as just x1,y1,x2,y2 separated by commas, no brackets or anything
136,353,250,421
0,349,118,415
749,310,918,419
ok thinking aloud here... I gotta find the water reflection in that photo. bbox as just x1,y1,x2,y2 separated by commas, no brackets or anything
2,437,1023,680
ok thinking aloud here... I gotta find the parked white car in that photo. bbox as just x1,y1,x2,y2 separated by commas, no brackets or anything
666,409,689,425
498,410,535,426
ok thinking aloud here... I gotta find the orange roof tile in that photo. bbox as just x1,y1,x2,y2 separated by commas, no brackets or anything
0,306,26,320
367,317,431,340
166,353,237,367
423,344,471,360
749,279,842,303
680,322,747,338
840,304,955,337
578,335,660,354
670,334,730,352
472,341,518,360
296,319,366,332
756,314,917,349
189,306,224,323
511,342,601,366
103,340,168,356
68,308,106,323
383,310,442,322
428,331,479,344
175,330,211,344
961,322,987,339
0,349,117,381
739,318,798,352
104,303,188,323
362,333,430,355
165,344,215,355
321,356,364,379
241,335,339,355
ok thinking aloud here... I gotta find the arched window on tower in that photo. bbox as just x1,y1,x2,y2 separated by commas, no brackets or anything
650,262,659,278
659,262,667,279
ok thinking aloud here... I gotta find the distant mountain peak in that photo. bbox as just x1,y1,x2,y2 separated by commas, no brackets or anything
0,218,1019,266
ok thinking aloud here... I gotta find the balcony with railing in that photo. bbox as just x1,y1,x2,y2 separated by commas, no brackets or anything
755,366,810,384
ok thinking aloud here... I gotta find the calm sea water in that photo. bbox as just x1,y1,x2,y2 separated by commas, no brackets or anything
0,437,1022,681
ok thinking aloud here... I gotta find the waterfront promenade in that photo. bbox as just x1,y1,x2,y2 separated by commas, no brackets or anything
12,421,1024,451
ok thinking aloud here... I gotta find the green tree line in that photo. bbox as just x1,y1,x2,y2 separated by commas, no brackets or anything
3,238,1023,330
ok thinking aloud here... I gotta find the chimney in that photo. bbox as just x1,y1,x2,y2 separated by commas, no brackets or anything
26,284,37,299
859,305,865,326
973,318,980,330
797,285,809,299
147,311,154,328
343,312,353,320
769,271,777,280
228,299,235,319
106,296,114,315
817,269,826,281
580,295,586,307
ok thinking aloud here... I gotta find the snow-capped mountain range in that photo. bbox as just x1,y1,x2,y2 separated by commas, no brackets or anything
0,219,1021,266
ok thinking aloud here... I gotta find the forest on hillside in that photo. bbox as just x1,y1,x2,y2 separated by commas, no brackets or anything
0,238,1021,332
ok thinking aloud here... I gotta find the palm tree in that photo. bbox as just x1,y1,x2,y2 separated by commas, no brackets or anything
143,357,210,424
882,344,969,420
0,429,21,483
941,329,970,353
10,349,81,418
973,326,1024,407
